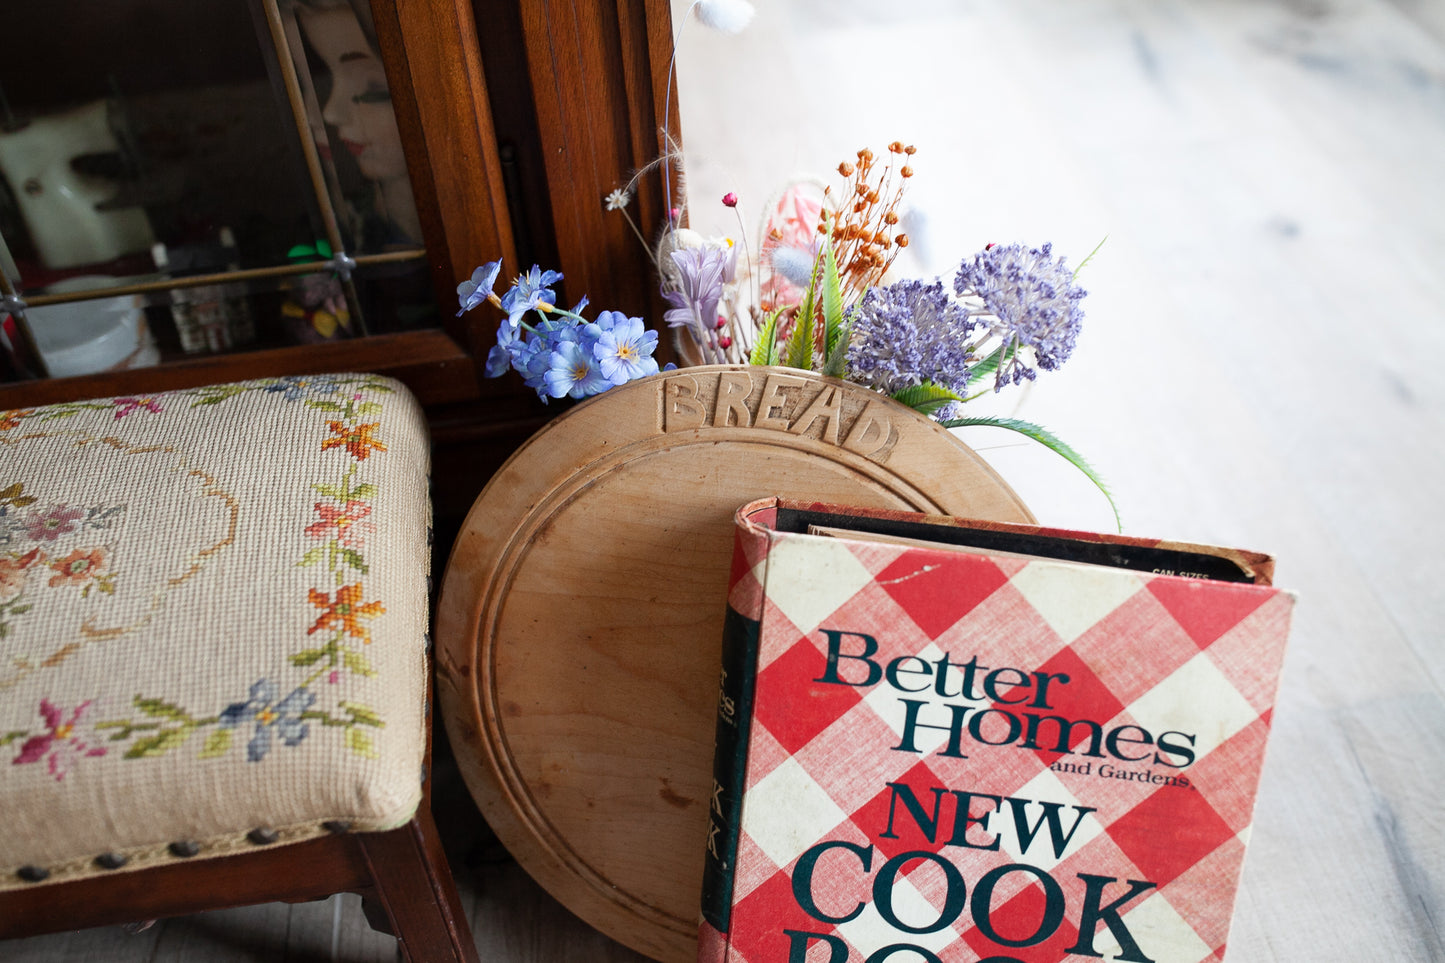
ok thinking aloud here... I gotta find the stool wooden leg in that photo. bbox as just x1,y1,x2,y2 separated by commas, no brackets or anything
356,809,480,963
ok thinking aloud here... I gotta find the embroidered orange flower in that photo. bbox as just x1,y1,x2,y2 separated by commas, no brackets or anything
321,421,387,461
0,409,33,431
48,547,106,587
307,583,385,643
0,548,42,600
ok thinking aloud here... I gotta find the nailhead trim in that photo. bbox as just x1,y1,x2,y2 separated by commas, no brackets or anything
246,828,279,846
3,808,416,892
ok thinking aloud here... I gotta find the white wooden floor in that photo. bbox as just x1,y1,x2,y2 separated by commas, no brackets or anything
7,0,1444,958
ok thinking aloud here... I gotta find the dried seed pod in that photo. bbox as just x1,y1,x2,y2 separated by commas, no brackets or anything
884,212,899,225
901,166,914,178
896,234,910,247
838,162,855,176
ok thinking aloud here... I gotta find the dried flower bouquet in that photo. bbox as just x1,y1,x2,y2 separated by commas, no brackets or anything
456,0,1116,525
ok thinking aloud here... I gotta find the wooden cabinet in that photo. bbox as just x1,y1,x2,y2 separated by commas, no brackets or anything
0,0,677,408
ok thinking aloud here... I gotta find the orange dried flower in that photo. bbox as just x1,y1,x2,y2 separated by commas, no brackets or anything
823,142,917,298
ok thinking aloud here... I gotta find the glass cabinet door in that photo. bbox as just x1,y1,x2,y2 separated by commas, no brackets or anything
0,0,437,383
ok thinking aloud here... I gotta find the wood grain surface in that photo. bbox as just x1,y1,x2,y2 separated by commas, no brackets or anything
518,0,679,324
434,366,1033,961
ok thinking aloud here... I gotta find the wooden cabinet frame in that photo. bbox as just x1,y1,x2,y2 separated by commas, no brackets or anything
0,0,679,413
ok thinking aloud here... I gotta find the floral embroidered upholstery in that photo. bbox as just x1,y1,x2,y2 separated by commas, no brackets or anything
0,375,431,889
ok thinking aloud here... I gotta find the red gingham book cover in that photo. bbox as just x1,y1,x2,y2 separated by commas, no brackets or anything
698,498,1294,963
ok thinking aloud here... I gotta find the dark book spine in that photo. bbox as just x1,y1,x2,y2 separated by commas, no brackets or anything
699,604,761,934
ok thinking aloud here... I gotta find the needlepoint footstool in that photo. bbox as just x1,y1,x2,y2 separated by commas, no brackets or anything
0,374,476,961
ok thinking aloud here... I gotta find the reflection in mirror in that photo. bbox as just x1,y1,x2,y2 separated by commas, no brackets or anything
289,0,422,249
0,100,155,271
282,0,436,343
0,0,439,381
0,0,322,370
1,1,317,287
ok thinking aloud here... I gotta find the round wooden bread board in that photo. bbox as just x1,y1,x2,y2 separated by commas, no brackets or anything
435,366,1034,961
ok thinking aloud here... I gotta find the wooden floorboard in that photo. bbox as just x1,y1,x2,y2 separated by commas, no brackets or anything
5,0,1442,958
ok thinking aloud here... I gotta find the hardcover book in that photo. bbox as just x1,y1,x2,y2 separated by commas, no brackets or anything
699,498,1295,963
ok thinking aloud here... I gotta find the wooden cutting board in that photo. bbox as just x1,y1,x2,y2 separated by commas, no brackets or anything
435,366,1033,961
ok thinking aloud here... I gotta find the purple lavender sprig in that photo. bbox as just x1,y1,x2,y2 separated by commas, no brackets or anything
661,245,738,364
845,278,980,398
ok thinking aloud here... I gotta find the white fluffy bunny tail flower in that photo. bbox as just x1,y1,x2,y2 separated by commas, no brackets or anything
695,0,755,33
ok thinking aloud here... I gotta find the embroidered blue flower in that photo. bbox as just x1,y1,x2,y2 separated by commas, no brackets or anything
456,260,503,317
264,376,342,402
219,680,316,762
500,265,564,330
592,311,660,385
